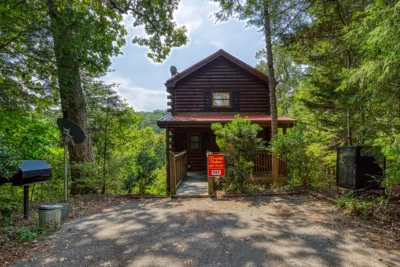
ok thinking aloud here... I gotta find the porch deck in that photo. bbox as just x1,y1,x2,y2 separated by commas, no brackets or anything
176,172,208,197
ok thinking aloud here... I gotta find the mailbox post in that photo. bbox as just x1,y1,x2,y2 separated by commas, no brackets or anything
207,153,225,196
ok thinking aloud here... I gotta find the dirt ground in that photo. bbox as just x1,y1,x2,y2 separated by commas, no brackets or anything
5,195,400,267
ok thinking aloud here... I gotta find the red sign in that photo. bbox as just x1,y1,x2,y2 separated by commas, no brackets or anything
208,154,225,177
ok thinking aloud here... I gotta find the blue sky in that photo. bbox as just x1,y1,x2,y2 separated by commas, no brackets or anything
101,0,265,111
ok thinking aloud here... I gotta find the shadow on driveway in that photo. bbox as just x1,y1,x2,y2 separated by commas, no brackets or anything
13,196,400,267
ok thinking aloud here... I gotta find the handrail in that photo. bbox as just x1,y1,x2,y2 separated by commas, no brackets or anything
253,152,287,176
169,150,187,195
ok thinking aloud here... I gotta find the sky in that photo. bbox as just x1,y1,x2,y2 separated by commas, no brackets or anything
101,0,265,111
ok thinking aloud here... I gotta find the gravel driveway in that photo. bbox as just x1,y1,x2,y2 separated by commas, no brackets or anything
13,195,400,267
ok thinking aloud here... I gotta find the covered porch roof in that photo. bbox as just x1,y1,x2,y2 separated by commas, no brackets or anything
157,113,296,128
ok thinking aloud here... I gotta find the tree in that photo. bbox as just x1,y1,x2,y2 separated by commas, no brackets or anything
256,46,303,115
1,0,188,194
343,0,400,187
213,0,307,184
122,128,165,194
212,115,265,191
83,79,141,194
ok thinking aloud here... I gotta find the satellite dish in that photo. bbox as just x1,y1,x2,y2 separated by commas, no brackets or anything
56,118,86,202
170,66,178,77
57,118,86,144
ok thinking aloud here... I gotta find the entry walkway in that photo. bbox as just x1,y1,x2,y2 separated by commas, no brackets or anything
176,171,208,197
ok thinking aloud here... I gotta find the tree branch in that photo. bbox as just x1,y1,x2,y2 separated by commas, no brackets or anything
108,0,159,34
0,31,24,50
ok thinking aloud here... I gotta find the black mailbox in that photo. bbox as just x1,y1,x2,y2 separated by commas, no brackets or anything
0,160,52,186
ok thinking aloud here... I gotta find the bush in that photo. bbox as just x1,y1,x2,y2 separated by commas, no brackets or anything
0,195,20,217
270,123,334,187
212,115,265,192
0,183,20,217
336,194,376,218
16,226,49,243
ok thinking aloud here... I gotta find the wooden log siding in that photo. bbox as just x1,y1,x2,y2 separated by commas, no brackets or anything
172,56,270,113
169,150,187,195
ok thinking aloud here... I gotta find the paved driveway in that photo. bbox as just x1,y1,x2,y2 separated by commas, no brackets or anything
14,196,399,267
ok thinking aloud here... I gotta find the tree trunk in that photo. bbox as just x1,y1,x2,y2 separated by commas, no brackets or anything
101,105,109,195
264,6,280,185
48,0,95,195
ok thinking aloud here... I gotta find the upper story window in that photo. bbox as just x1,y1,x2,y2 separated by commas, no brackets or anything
212,92,231,107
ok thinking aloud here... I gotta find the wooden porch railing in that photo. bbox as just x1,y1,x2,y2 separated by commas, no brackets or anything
169,150,187,195
253,152,287,176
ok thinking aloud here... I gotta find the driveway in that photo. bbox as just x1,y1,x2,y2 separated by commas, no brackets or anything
13,196,400,267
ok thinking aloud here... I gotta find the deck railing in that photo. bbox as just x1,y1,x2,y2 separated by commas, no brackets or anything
169,150,187,195
253,152,287,176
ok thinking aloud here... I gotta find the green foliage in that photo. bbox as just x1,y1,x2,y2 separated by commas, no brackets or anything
270,124,335,187
122,128,165,194
0,143,20,179
137,110,168,133
144,166,167,196
256,47,304,116
16,226,49,243
337,194,376,218
0,186,20,217
212,115,265,191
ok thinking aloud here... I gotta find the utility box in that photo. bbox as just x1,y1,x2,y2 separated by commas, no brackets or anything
38,205,63,229
336,146,383,190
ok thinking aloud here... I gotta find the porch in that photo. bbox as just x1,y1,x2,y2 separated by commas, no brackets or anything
159,113,295,195
170,150,287,197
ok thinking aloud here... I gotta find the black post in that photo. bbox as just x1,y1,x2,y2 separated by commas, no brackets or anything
24,185,29,219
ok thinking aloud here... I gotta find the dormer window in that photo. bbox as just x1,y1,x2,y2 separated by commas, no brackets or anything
212,92,231,107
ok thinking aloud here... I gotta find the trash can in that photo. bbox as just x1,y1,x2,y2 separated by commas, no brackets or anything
57,203,72,219
38,205,63,229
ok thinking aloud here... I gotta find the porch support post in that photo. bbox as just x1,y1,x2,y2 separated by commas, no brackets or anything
166,127,171,195
283,127,287,135
169,151,176,196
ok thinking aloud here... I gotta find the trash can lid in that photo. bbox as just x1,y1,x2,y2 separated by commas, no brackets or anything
39,204,63,210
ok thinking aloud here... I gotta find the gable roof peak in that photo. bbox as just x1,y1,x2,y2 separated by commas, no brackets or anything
165,49,269,88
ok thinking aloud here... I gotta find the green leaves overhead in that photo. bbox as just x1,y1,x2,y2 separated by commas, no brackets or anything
109,0,188,63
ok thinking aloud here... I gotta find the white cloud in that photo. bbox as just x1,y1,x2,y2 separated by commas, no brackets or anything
175,3,204,34
175,0,219,35
210,41,225,49
102,73,167,112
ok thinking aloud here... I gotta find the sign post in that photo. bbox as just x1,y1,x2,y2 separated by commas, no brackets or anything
207,153,225,196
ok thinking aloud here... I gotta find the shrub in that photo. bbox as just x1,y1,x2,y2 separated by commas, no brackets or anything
0,183,20,217
0,195,20,217
16,226,49,243
212,115,265,192
270,123,334,187
336,194,376,218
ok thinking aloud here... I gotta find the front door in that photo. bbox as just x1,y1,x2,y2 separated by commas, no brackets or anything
187,133,206,171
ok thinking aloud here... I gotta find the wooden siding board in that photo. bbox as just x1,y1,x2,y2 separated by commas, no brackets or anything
172,56,270,113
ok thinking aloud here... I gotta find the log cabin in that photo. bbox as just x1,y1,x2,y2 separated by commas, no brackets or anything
157,49,296,195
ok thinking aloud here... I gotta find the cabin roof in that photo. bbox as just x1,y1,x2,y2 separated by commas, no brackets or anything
157,113,296,128
165,49,269,88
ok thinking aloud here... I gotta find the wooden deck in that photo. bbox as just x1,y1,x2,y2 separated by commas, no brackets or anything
176,172,208,197
169,150,288,196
